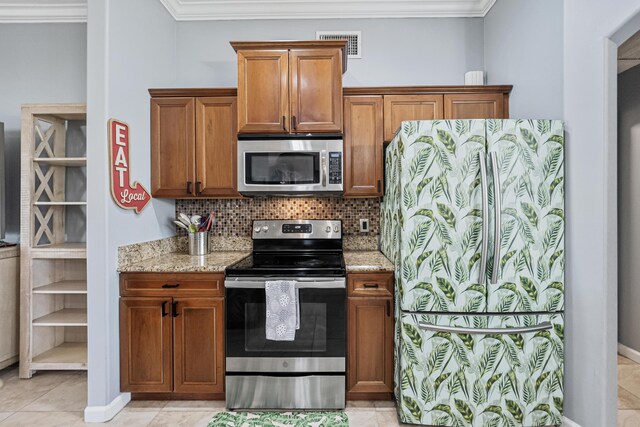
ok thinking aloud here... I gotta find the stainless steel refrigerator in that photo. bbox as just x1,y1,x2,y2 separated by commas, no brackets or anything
381,119,564,426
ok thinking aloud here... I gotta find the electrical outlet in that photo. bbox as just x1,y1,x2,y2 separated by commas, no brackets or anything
359,219,369,233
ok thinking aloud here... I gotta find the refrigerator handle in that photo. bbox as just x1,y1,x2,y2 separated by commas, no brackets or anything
478,152,489,284
418,321,553,335
490,151,501,285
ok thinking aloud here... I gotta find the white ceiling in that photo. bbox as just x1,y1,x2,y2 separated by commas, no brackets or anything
0,0,496,23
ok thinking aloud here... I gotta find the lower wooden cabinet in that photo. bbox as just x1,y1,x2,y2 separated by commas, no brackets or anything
119,273,225,397
347,272,394,400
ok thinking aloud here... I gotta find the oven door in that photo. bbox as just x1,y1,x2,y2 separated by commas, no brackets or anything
237,139,343,195
225,277,346,373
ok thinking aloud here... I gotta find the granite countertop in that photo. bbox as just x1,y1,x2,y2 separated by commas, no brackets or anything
0,245,19,260
118,251,250,273
344,250,395,272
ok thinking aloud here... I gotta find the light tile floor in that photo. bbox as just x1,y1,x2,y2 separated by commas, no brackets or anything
0,364,408,426
11,359,640,426
618,354,640,426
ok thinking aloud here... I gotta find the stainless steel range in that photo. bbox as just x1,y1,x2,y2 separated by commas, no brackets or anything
224,220,346,410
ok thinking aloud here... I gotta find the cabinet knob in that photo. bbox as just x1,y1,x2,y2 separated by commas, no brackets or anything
196,181,202,196
162,284,180,288
282,115,286,131
386,300,391,317
186,181,192,194
377,180,381,192
292,115,297,130
363,283,379,289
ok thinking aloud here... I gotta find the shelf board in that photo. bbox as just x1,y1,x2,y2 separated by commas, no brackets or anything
33,201,86,206
33,280,87,294
33,157,86,167
31,342,87,370
33,308,87,326
31,243,86,259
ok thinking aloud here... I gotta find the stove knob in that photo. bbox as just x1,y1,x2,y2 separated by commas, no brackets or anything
262,226,269,233
325,226,332,233
254,226,261,233
333,225,339,232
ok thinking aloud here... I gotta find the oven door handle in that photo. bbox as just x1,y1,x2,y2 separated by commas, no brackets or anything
225,278,346,289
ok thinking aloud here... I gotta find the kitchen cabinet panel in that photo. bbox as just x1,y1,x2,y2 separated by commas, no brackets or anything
289,49,343,133
237,50,289,133
120,274,225,398
343,96,384,197
233,41,346,134
151,97,195,197
120,297,173,392
151,95,239,198
383,94,444,141
196,97,239,197
174,298,224,394
347,296,394,398
347,271,394,400
444,92,507,119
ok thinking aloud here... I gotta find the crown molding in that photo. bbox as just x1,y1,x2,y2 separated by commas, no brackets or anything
160,0,498,21
0,2,87,23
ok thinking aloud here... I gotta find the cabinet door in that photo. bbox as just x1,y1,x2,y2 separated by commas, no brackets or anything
343,96,384,197
120,297,172,392
173,298,224,394
444,93,507,119
151,97,195,197
348,297,394,397
237,50,289,133
383,95,444,141
195,97,240,197
289,48,343,133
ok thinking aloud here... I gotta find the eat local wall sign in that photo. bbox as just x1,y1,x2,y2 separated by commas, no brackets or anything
109,119,151,214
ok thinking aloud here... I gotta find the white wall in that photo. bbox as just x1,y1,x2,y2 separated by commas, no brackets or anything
563,1,640,425
618,66,640,353
0,23,87,243
86,0,177,417
483,0,563,118
175,18,484,87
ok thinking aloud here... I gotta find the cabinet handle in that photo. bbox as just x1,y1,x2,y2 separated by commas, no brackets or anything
186,181,192,194
161,301,168,317
386,300,391,317
363,283,379,289
282,115,286,131
292,115,297,130
172,301,179,317
162,284,180,288
196,181,202,196
377,179,382,192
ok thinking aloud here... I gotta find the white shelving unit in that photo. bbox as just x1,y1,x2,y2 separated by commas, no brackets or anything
20,104,87,378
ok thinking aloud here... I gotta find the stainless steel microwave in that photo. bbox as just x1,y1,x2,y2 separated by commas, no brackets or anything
237,136,344,196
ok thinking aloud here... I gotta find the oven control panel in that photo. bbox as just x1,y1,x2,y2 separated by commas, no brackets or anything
252,220,341,239
282,224,312,234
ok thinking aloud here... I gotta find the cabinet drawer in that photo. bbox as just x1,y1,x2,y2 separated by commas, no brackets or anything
120,273,224,297
348,272,393,297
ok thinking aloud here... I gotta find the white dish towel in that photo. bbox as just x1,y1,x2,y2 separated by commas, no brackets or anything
265,280,300,341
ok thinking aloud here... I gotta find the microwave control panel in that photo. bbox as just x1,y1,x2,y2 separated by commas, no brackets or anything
328,152,342,184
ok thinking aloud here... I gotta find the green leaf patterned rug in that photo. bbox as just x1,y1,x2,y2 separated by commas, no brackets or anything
207,411,349,427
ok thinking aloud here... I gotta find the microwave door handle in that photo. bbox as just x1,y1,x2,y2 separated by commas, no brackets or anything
321,150,327,187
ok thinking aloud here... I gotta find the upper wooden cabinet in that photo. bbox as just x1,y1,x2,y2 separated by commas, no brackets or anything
151,97,195,198
383,95,444,141
444,92,507,119
237,50,289,133
150,90,240,198
232,41,347,134
343,96,384,197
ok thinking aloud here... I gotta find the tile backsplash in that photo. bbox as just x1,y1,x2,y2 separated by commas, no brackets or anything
175,197,380,237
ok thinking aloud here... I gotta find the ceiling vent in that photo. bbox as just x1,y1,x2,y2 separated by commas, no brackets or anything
316,31,362,59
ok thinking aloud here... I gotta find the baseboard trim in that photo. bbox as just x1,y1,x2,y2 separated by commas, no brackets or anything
619,343,640,364
563,416,582,427
84,392,131,423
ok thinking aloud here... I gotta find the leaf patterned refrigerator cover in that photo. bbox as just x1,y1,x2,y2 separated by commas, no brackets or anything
380,119,564,427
